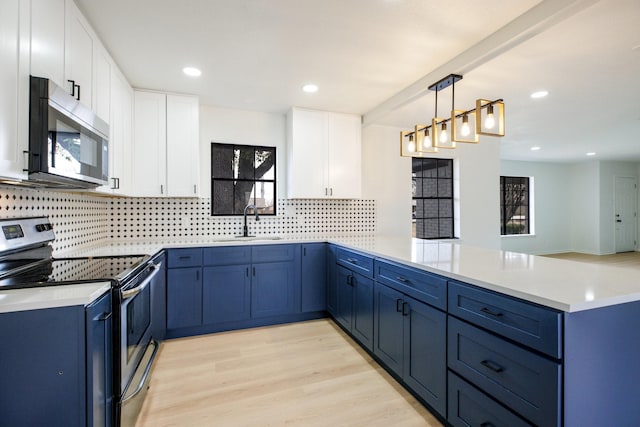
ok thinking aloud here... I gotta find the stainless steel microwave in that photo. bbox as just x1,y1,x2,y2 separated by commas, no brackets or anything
28,76,109,188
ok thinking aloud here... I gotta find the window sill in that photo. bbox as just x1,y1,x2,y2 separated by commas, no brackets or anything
501,234,536,238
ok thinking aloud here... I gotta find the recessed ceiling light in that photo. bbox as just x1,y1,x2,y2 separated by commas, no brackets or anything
586,152,596,156
302,84,318,93
530,90,548,99
182,67,201,77
530,146,541,151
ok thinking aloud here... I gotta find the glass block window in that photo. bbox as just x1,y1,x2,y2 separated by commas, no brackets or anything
211,143,276,216
412,158,454,239
500,176,530,235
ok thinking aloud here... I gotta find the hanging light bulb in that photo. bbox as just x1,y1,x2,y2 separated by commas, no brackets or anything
461,114,470,136
424,127,431,147
407,134,415,152
440,122,448,143
485,104,495,129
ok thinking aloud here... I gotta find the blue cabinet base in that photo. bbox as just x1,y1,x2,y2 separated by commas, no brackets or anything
166,311,327,339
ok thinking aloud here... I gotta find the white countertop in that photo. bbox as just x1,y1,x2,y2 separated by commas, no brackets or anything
0,282,111,313
54,235,640,313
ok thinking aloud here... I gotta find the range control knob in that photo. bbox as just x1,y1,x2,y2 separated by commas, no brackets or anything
35,223,53,232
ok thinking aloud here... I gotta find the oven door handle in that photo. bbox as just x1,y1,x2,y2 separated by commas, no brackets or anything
120,262,163,300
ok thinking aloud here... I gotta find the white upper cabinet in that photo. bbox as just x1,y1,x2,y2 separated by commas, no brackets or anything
132,91,167,197
93,44,111,123
166,94,200,197
132,90,200,198
30,0,65,87
64,0,93,109
286,107,362,199
96,67,132,195
0,0,30,181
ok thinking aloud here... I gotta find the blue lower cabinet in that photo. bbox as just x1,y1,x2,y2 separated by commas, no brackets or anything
252,261,297,318
351,273,374,350
167,267,203,329
336,265,355,330
203,264,251,323
0,293,112,427
326,245,338,316
374,281,447,417
301,243,327,312
448,371,532,427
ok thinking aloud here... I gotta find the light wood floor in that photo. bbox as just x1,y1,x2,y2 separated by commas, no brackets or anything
136,319,442,427
542,251,640,268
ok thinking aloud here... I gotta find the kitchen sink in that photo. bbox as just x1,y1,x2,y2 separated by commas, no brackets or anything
212,236,283,242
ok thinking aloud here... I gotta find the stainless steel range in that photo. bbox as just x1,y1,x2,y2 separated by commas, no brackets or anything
0,216,164,427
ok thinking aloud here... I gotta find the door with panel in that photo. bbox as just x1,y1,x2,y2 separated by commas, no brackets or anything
335,265,354,330
402,294,447,416
373,281,404,376
301,243,327,312
351,273,374,351
167,267,202,329
326,245,338,316
251,261,296,318
203,264,251,324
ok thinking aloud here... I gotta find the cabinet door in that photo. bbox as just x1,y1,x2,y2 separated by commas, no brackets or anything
93,44,111,123
402,295,446,417
65,0,93,107
352,273,374,351
326,245,338,316
86,292,113,427
287,108,328,198
251,261,296,318
327,112,361,198
203,265,251,324
0,0,29,181
30,0,65,87
335,265,354,330
132,91,167,196
301,243,327,312
373,281,404,376
167,267,202,329
166,94,199,197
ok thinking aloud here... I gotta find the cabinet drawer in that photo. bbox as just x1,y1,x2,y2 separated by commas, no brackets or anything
448,281,562,358
448,317,560,427
448,371,532,427
336,247,373,278
252,244,297,263
203,246,251,266
374,259,446,310
167,248,202,268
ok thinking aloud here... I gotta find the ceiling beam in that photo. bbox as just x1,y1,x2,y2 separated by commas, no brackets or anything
362,0,600,127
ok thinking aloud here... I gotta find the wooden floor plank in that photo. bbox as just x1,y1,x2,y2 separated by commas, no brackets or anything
136,319,442,427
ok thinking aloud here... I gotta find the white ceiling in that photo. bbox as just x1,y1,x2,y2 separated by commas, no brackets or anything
76,0,640,162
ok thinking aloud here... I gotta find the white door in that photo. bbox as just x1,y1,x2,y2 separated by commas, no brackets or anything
614,176,637,253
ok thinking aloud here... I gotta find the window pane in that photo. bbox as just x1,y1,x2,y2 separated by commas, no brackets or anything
423,159,438,178
413,177,423,198
255,181,275,215
235,146,255,179
437,179,452,198
234,180,255,214
211,144,235,178
439,219,453,237
412,158,424,177
212,180,234,214
424,178,437,198
425,199,438,218
255,148,275,180
439,200,452,218
415,199,425,219
437,159,452,178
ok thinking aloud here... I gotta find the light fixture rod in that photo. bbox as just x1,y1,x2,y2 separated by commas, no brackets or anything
428,74,463,92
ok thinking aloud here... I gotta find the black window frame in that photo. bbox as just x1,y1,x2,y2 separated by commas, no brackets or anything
412,158,455,240
500,176,530,235
210,142,277,216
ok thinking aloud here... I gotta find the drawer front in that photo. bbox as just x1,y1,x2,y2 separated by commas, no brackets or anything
448,281,562,358
336,247,373,278
203,246,251,266
375,259,446,310
448,371,532,427
167,248,203,268
252,244,297,263
448,317,561,427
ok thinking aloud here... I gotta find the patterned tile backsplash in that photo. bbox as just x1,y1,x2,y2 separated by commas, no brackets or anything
0,186,376,251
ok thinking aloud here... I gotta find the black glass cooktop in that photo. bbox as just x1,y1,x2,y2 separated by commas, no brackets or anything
0,255,149,290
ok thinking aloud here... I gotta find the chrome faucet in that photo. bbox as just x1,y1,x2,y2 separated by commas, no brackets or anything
242,204,260,237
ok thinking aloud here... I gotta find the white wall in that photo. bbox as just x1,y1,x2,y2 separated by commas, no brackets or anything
362,125,500,248
198,105,287,198
362,125,412,237
500,161,572,255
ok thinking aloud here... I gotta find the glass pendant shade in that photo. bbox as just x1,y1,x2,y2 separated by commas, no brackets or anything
476,99,505,136
452,109,479,143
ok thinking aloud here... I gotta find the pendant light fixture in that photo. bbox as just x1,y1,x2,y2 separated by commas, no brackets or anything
399,73,504,157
